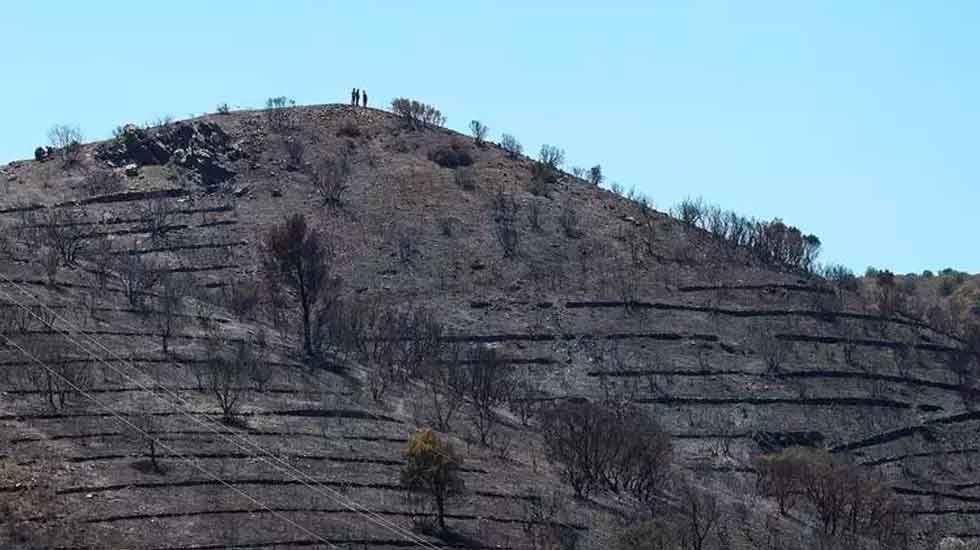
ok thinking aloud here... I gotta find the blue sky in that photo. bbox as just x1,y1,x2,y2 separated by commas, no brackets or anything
2,1,977,274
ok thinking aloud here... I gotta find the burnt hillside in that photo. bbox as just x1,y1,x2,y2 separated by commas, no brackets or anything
0,102,977,550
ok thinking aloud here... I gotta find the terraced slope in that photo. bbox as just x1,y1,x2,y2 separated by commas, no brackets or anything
0,104,976,549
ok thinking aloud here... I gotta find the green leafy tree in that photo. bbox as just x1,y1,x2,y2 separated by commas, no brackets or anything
400,429,464,533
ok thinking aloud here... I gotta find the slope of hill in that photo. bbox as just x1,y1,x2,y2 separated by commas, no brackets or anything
0,102,977,550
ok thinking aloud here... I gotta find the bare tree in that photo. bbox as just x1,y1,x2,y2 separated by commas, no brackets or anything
47,124,84,166
17,342,93,411
261,214,336,361
541,401,671,501
587,165,603,186
154,271,192,355
539,145,565,170
469,120,489,147
137,198,179,246
418,342,468,431
88,236,114,297
126,403,164,474
500,134,523,159
38,207,97,267
508,368,545,426
116,254,161,310
461,346,514,446
265,96,296,132
203,331,250,425
675,479,723,550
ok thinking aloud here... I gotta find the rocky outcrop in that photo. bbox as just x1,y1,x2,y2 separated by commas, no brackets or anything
96,121,245,189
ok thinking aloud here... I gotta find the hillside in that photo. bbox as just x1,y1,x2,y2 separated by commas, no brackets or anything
0,102,978,550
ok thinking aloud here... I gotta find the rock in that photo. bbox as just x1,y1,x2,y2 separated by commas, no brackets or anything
270,188,282,197
470,260,486,271
233,184,251,197
34,147,50,162
124,163,140,177
96,120,238,188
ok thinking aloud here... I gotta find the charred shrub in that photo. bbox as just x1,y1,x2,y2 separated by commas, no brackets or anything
429,141,474,169
337,119,361,138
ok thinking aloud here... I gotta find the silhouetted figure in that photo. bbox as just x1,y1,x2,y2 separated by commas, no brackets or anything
354,88,361,107
351,88,356,105
362,91,368,108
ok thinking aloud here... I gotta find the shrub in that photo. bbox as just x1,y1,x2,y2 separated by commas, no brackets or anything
529,175,551,197
454,166,477,190
216,103,231,115
558,203,582,239
615,519,676,550
401,430,464,533
337,119,361,138
940,276,961,297
311,153,352,206
223,278,260,319
391,98,446,129
528,200,543,232
493,191,521,258
429,142,474,169
81,169,123,196
283,137,306,169
500,133,523,159
521,490,580,550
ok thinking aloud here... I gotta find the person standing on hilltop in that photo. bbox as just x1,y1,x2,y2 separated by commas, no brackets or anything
354,88,361,107
362,90,368,108
351,88,357,105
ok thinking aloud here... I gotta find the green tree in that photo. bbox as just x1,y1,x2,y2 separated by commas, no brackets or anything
400,429,464,533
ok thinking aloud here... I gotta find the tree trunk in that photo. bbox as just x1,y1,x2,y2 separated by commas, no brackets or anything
301,297,312,360
436,493,446,533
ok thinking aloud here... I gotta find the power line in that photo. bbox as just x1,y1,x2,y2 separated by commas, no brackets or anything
0,331,345,550
0,277,448,550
